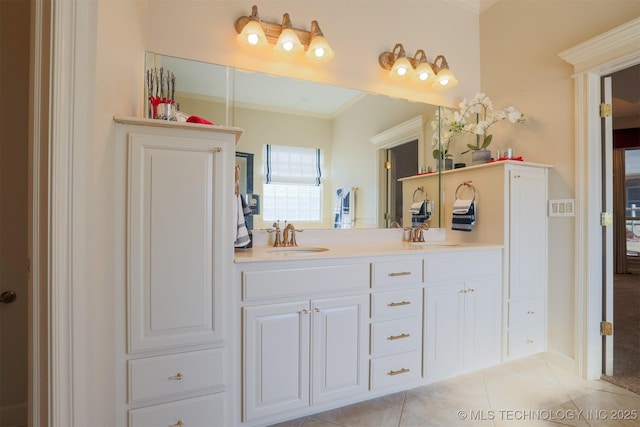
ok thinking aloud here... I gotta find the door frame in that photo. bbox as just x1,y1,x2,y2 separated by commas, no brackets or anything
559,17,640,380
370,116,426,228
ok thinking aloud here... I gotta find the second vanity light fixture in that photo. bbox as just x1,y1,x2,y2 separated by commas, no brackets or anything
378,43,458,89
235,5,335,63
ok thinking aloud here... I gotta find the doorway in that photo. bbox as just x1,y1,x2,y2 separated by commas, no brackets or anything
385,140,419,227
0,0,30,425
604,65,640,393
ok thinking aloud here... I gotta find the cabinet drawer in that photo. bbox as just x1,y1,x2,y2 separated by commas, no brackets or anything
509,297,544,329
371,260,422,289
507,325,545,359
371,317,421,356
128,348,224,404
424,250,500,285
370,351,421,390
128,393,224,427
371,288,422,319
243,264,369,300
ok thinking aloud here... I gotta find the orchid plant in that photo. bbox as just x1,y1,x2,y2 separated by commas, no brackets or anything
448,93,525,153
430,107,456,160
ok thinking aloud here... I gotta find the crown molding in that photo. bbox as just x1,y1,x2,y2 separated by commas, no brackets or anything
446,0,500,14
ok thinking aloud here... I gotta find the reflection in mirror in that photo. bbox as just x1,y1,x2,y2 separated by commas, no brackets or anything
147,52,445,229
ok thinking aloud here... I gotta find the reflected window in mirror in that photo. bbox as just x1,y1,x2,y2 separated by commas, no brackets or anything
263,144,322,222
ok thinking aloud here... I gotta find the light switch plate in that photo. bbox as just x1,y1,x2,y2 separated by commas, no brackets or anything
548,199,575,217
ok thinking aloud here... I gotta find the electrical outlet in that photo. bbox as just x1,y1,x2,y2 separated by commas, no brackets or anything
548,199,575,217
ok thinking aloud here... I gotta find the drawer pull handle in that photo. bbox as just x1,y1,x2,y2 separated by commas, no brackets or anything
314,308,321,313
388,301,411,307
527,310,535,314
526,339,534,344
388,271,411,277
467,288,475,293
387,368,410,376
169,372,183,381
387,333,410,341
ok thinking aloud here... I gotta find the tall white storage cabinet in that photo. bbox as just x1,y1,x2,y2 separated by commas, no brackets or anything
115,117,242,427
505,164,549,359
400,161,550,361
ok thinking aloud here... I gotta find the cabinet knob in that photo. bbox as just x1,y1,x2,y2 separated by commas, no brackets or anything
314,308,321,313
467,288,475,293
301,309,310,315
172,420,184,427
169,372,183,380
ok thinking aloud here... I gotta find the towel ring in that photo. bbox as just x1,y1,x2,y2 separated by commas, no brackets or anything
412,186,425,202
455,181,477,202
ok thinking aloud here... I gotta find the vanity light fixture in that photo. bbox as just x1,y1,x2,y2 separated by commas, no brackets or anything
378,43,457,89
235,5,334,63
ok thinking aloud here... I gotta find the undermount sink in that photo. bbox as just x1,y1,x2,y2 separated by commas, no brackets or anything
266,246,329,255
410,241,458,247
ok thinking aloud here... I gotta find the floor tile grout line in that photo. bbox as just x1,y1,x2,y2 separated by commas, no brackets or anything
396,390,407,427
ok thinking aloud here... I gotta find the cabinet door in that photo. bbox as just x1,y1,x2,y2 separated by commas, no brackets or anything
509,167,547,299
424,283,465,379
311,295,368,404
243,301,310,421
463,278,501,370
128,133,222,352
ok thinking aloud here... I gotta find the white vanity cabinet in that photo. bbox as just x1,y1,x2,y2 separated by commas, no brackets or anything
115,117,242,426
423,250,502,381
401,161,550,361
240,262,370,422
369,259,423,391
505,165,548,358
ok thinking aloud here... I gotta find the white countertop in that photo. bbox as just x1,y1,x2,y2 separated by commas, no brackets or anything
234,240,503,263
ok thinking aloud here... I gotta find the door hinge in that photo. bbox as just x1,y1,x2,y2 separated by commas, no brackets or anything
384,161,392,170
600,212,613,226
600,103,612,118
600,321,613,336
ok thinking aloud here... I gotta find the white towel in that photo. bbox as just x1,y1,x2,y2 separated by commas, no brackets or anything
452,199,474,214
410,202,423,214
234,194,251,248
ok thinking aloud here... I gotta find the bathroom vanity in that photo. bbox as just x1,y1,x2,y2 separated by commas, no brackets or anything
231,242,503,427
114,118,550,427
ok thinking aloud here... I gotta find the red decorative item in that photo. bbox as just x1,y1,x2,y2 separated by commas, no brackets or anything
186,116,215,125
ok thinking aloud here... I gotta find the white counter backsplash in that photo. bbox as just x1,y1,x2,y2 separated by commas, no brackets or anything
249,227,446,248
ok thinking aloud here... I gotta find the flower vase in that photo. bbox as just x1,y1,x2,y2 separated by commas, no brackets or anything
471,149,491,165
437,158,453,171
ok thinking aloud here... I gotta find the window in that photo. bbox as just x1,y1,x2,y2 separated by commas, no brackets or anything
262,144,322,222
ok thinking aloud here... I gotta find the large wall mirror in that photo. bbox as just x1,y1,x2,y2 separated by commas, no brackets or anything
146,52,448,230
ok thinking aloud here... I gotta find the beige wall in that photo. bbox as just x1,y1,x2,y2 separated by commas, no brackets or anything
68,0,639,424
480,1,640,359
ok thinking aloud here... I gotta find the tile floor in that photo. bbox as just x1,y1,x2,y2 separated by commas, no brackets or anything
271,354,640,427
